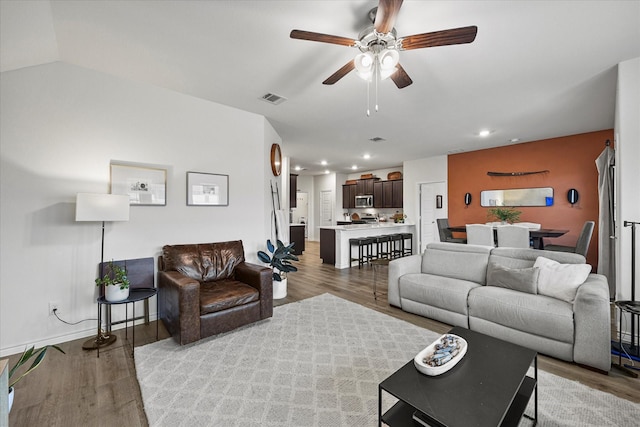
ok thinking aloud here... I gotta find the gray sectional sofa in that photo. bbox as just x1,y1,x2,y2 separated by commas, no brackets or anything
388,242,611,371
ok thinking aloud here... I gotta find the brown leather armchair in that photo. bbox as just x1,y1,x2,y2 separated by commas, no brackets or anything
158,240,273,345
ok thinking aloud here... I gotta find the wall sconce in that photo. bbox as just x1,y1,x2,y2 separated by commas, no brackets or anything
436,195,443,209
567,188,579,205
464,193,472,206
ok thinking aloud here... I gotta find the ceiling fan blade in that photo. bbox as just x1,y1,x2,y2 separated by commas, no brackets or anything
374,0,404,34
290,30,356,47
390,63,413,89
400,25,478,50
323,60,355,85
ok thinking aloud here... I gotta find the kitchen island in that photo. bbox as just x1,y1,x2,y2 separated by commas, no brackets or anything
319,223,416,269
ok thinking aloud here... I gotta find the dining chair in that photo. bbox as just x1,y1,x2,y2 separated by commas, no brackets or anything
544,221,595,257
496,225,530,248
465,224,495,246
437,218,467,244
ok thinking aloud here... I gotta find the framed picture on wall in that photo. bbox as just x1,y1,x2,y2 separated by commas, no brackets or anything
110,163,167,206
187,172,229,206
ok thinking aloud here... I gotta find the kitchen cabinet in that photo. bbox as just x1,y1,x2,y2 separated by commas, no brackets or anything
392,179,403,208
289,224,305,255
372,179,403,208
356,178,377,195
290,174,298,208
373,181,384,208
342,184,356,209
320,228,336,264
382,181,394,208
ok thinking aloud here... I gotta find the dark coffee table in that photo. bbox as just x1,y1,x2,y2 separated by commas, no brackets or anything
379,327,537,427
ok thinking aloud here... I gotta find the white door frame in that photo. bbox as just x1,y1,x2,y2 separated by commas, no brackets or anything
418,181,447,252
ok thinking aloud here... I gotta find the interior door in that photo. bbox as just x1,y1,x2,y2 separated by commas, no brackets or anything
320,190,333,226
292,192,309,237
419,182,447,252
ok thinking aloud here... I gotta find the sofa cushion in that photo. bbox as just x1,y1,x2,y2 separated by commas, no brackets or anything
489,247,585,269
399,273,481,316
486,262,539,294
200,279,259,315
468,286,574,343
162,241,245,282
422,242,492,285
534,256,592,303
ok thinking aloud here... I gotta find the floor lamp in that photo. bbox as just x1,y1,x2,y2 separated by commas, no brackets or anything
75,193,130,350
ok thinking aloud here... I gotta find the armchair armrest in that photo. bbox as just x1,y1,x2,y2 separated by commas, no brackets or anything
573,273,611,371
158,270,201,345
388,254,422,308
235,262,273,319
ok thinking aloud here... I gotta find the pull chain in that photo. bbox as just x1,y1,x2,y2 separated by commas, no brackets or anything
366,79,371,117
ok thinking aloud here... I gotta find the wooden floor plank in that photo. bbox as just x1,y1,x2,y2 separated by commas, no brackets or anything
5,240,639,425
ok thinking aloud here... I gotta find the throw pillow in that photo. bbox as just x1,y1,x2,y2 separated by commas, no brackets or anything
534,256,591,303
486,262,539,294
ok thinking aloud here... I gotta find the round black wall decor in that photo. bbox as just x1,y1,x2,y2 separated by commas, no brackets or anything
567,188,579,205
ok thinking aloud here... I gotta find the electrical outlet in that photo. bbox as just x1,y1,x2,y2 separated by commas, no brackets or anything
49,302,59,316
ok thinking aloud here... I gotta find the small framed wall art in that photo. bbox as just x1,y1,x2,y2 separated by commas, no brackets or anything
110,162,167,206
187,172,229,206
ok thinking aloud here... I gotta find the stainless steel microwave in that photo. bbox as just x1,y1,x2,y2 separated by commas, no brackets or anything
355,195,374,208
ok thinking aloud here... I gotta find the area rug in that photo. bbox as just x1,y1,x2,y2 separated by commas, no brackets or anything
135,293,640,426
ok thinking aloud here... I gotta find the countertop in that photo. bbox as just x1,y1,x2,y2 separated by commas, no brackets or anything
320,223,414,231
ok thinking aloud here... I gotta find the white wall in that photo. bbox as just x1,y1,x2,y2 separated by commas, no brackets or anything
0,62,275,355
615,57,640,302
402,156,448,226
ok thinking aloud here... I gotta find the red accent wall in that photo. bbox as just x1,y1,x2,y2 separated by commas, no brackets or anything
448,129,613,268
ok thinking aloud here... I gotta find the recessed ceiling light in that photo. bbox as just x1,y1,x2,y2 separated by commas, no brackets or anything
294,165,302,171
478,129,491,138
363,154,371,159
321,160,328,166
352,165,358,170
324,170,330,174
509,138,520,143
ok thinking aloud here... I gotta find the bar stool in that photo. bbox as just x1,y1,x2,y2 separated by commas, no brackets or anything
373,235,391,260
349,237,374,269
401,233,413,257
388,234,403,259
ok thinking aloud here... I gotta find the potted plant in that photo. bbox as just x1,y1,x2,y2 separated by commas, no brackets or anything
487,207,522,224
8,344,65,412
95,261,130,302
257,239,299,299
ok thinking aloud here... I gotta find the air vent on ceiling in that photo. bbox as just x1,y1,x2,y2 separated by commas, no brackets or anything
260,93,287,105
369,137,386,143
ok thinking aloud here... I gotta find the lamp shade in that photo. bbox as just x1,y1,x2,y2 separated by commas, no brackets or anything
76,193,130,222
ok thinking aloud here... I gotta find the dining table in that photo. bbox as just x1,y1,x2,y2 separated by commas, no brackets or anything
448,225,569,250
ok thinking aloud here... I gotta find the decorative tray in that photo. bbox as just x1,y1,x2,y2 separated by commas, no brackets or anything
414,334,468,376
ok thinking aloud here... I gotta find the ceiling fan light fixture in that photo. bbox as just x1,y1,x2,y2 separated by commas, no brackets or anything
379,49,399,69
355,52,375,80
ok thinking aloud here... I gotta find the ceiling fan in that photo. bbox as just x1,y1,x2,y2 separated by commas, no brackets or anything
290,0,478,89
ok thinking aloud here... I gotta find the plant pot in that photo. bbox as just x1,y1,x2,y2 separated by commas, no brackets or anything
8,386,14,413
105,285,129,302
273,278,287,300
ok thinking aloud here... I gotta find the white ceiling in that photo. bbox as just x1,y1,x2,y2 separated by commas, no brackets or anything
2,1,639,175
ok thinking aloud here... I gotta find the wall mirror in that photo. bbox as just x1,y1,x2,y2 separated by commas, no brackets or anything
480,187,554,207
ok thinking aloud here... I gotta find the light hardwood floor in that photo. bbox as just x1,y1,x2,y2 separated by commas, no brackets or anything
5,240,639,426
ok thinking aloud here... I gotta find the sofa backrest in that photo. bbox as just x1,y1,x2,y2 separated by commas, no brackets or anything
489,247,586,269
423,242,492,285
160,240,245,282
